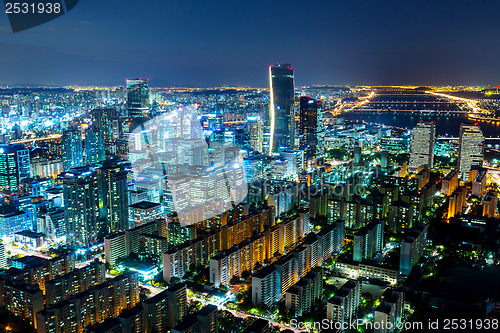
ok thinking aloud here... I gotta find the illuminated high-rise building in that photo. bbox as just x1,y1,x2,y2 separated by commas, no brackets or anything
280,149,304,179
285,270,323,317
178,139,208,166
127,78,149,118
166,283,188,328
268,64,295,155
247,115,263,153
62,167,103,247
326,279,361,324
45,260,106,305
0,242,6,269
0,281,44,329
85,126,105,165
62,128,83,171
458,124,484,180
409,121,435,171
252,266,280,307
243,153,267,183
0,143,30,192
374,289,404,333
163,173,191,215
104,232,127,267
299,97,324,160
0,204,31,237
353,219,384,262
91,108,116,142
98,157,130,233
143,289,170,333
36,273,140,332
400,224,428,275
129,201,162,227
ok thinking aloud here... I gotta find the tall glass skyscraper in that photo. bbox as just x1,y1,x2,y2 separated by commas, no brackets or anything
62,167,102,247
98,158,130,233
268,64,295,155
91,108,116,142
458,124,484,180
247,115,263,153
62,128,83,171
299,96,324,161
0,144,30,192
127,78,150,118
85,127,105,165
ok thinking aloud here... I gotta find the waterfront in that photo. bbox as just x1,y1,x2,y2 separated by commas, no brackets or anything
339,112,500,138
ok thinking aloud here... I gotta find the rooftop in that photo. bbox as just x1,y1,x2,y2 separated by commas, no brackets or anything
12,255,48,268
167,283,186,293
129,201,161,210
197,304,217,317
14,230,44,239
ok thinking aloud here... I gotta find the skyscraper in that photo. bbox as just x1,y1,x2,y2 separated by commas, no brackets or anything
400,224,428,275
0,242,6,269
458,124,484,180
326,279,361,324
62,128,83,171
62,167,102,247
247,116,263,153
91,108,117,142
142,289,170,333
85,127,105,165
0,143,30,192
268,64,295,155
98,158,130,233
127,79,149,118
299,96,324,160
166,283,188,328
409,121,435,171
353,219,384,262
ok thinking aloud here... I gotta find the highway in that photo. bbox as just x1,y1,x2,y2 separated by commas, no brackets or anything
4,243,53,260
427,91,487,114
189,294,302,332
12,134,62,144
333,91,374,115
335,89,489,116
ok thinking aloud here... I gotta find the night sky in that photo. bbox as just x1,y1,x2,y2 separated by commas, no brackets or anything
1,0,500,87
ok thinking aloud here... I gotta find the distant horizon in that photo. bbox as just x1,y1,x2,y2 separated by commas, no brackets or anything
0,80,498,89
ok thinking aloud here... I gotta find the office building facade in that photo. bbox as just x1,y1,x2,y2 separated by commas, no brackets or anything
409,121,435,171
458,124,484,180
268,64,295,155
127,79,149,118
299,96,324,160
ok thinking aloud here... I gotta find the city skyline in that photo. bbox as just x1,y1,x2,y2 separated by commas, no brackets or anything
1,1,500,332
0,77,499,332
